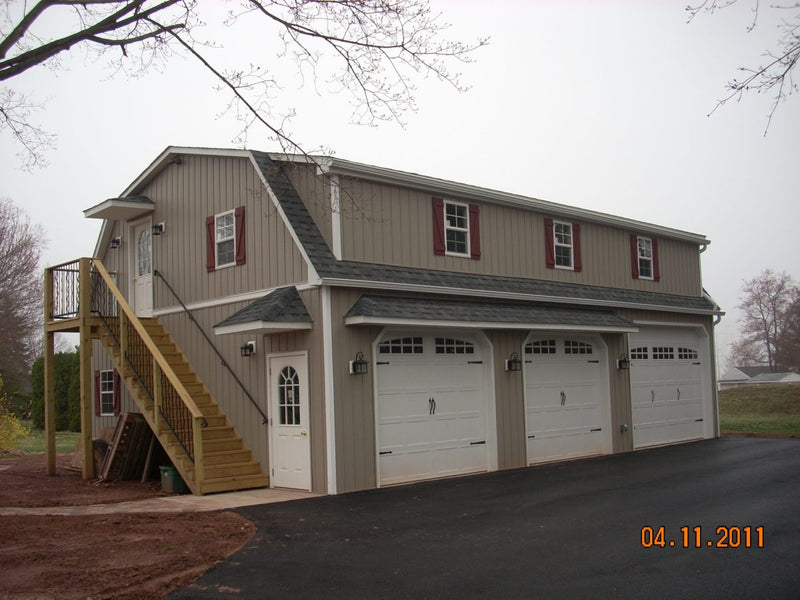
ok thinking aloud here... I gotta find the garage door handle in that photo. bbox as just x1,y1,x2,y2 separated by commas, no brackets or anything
677,388,681,401
560,391,566,406
651,390,656,403
590,428,602,432
470,441,486,445
429,398,436,415
379,450,392,455
528,435,536,439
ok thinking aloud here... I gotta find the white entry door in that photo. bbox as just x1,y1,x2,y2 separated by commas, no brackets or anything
524,335,611,464
269,352,311,490
131,221,153,317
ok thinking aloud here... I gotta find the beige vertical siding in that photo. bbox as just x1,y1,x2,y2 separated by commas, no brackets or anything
485,331,528,469
132,154,308,310
602,333,634,453
329,287,382,493
332,176,703,297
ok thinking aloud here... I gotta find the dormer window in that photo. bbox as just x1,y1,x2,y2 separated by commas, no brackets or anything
630,234,660,281
432,197,481,260
445,201,469,256
545,218,582,272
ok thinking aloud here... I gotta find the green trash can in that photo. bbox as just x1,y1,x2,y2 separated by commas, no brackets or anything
159,465,188,494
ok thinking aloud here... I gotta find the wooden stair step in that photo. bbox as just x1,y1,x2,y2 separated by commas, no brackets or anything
202,438,244,452
200,474,269,495
202,426,236,440
203,461,263,479
203,449,254,465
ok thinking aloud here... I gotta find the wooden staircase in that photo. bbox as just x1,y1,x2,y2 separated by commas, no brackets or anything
97,317,269,495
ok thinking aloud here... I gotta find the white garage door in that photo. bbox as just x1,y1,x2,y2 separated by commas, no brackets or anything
524,335,611,464
376,333,490,486
630,326,710,449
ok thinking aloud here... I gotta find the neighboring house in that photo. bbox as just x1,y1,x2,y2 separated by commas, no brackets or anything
51,146,723,495
719,367,800,389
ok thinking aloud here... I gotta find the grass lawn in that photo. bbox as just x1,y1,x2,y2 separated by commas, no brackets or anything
719,383,800,437
5,421,81,455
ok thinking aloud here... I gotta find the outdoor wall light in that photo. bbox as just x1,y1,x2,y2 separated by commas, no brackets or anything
616,353,631,370
152,222,165,236
349,351,369,375
240,341,256,357
504,352,522,372
109,237,121,249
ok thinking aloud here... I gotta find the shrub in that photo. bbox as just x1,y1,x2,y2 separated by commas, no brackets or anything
0,375,26,452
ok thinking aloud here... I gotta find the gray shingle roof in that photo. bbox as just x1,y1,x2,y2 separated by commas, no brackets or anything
215,286,312,328
251,152,719,315
346,295,638,330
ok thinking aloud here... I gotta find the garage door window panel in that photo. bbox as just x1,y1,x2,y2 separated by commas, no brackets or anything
379,337,423,354
525,339,557,354
435,337,475,354
564,340,593,355
678,347,699,360
652,346,675,360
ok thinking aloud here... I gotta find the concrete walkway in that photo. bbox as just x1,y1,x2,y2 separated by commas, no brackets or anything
0,487,318,516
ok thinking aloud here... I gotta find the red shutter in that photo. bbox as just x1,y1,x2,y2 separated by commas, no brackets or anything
630,234,640,279
94,370,101,417
573,223,582,272
469,204,481,260
113,370,121,416
205,216,216,272
652,238,660,282
432,197,445,256
544,218,555,269
235,205,246,266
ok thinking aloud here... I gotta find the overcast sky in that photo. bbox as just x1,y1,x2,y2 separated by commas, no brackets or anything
2,0,798,369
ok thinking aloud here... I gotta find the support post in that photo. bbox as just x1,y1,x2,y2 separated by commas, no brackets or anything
43,267,56,475
78,258,94,479
192,417,205,491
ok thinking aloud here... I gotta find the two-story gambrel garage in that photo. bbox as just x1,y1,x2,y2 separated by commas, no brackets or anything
70,146,722,495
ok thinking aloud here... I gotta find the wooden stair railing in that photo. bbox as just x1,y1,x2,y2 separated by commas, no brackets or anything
89,260,268,495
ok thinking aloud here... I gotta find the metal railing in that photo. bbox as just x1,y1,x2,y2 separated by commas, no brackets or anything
48,259,82,319
154,269,268,424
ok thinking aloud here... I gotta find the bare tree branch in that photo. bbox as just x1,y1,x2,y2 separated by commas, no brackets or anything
687,0,800,133
0,0,487,170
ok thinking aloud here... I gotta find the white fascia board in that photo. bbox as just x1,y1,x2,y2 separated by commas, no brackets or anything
324,277,724,317
273,153,709,246
345,315,638,333
214,321,312,336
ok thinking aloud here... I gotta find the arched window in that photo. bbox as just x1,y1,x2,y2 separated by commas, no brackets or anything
278,366,301,425
137,228,152,277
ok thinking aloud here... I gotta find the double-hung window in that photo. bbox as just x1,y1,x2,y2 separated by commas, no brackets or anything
630,234,660,281
432,197,481,259
445,201,470,256
215,210,236,268
554,221,573,269
94,369,120,417
545,218,582,271
206,206,246,272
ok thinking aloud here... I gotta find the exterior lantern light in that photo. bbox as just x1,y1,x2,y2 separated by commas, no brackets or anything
616,353,630,370
240,341,256,357
152,223,165,236
109,237,121,249
505,352,522,372
349,351,369,375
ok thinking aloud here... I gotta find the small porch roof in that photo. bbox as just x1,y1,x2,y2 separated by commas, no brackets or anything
214,286,313,336
345,295,639,333
84,196,155,221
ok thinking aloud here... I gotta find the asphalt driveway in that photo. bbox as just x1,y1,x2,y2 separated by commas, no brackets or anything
170,438,799,599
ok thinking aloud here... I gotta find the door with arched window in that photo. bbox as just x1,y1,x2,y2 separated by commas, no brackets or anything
131,220,153,317
268,352,311,490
